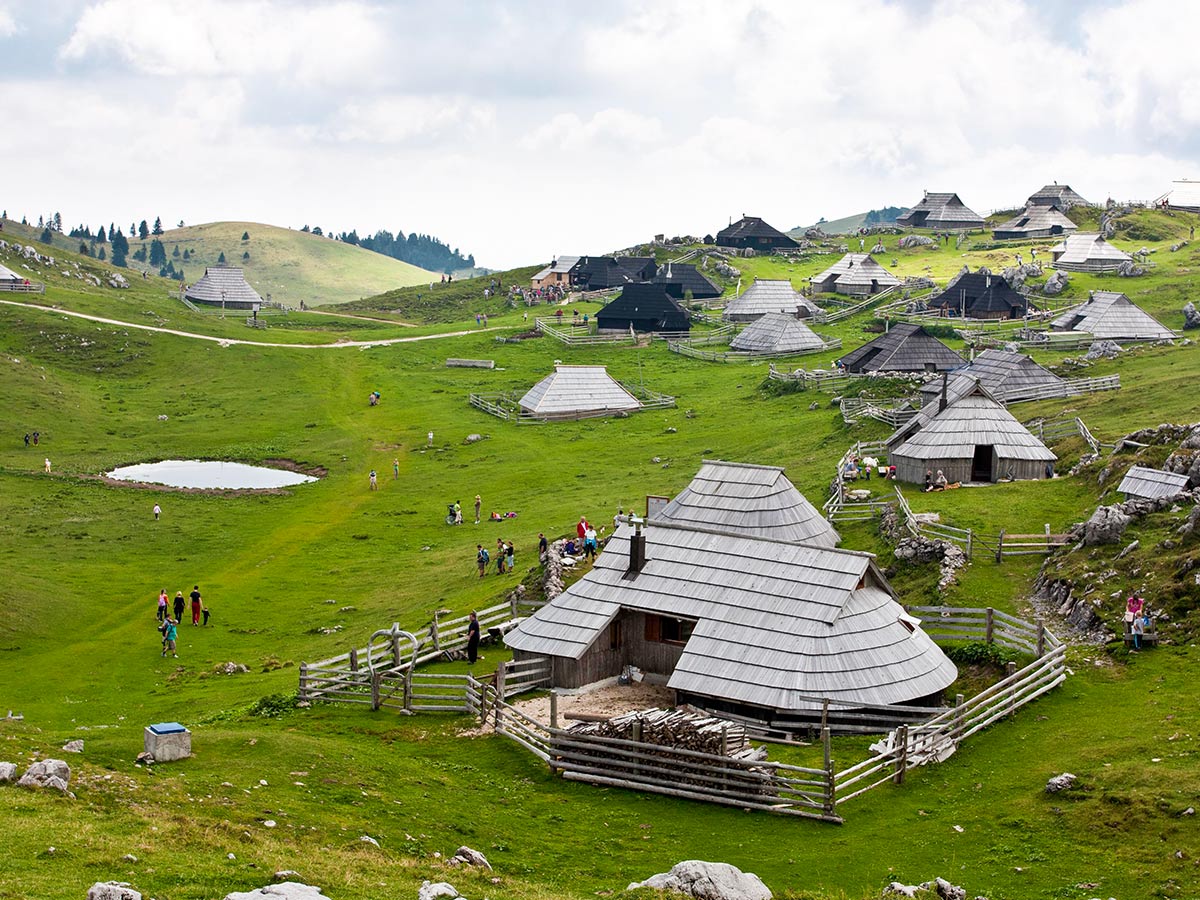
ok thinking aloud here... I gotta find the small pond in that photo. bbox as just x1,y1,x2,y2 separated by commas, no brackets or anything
106,460,317,490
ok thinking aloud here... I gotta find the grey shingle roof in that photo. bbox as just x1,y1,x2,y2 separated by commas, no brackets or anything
896,193,985,228
1027,185,1089,208
722,279,820,321
184,266,263,307
1118,466,1190,500
654,459,840,547
839,323,965,374
810,254,900,292
729,313,827,354
518,365,642,418
917,350,1065,403
507,522,957,711
1050,291,1174,340
1049,233,1132,272
1162,180,1200,211
993,205,1079,239
929,271,1029,318
531,255,579,282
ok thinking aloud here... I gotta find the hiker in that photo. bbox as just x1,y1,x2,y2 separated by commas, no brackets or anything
476,544,489,578
393,458,399,480
153,503,161,521
369,470,378,490
161,617,178,658
190,585,203,626
157,590,168,623
23,433,29,447
496,538,507,574
466,612,481,663
474,494,482,524
43,458,51,473
584,525,597,560
427,431,434,447
454,501,463,525
173,590,185,623
32,431,39,446
576,517,588,542
505,541,515,573
614,507,624,529
1131,613,1145,649
538,532,548,557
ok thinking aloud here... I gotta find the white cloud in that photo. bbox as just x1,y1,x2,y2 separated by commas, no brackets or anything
60,0,386,84
0,7,17,38
333,96,496,144
522,108,664,152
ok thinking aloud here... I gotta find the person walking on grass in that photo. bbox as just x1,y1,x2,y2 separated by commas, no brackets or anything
190,585,202,626
393,458,399,480
44,458,51,473
173,590,185,624
466,611,481,664
157,589,168,623
476,544,489,578
584,525,597,560
474,494,482,524
161,617,178,658
153,503,161,521
23,433,29,448
369,470,378,491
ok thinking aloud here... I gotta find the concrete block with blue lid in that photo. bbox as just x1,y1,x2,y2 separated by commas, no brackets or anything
144,721,191,761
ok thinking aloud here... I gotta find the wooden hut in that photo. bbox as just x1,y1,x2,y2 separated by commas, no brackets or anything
715,216,799,251
570,256,653,290
1027,185,1089,209
1117,466,1190,502
839,322,964,374
184,266,263,310
887,381,1056,484
927,271,1029,320
896,192,985,230
992,205,1078,240
1048,233,1131,272
518,365,641,420
652,262,721,300
722,279,821,322
918,350,1066,404
809,253,899,297
1050,291,1174,341
530,255,579,289
728,313,828,356
506,520,957,726
653,460,840,547
1154,180,1200,213
596,283,691,333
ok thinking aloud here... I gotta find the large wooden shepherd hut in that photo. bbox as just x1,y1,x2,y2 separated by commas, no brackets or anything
517,365,642,420
722,279,820,322
185,266,263,310
887,381,1056,484
992,205,1078,241
928,271,1029,320
1049,233,1131,272
506,520,957,727
715,216,799,251
1050,291,1174,341
728,313,828,356
896,192,985,230
652,262,721,300
1027,184,1089,209
1155,180,1200,213
653,459,840,547
839,322,964,374
809,253,899,297
918,349,1066,404
570,256,655,290
596,283,690,333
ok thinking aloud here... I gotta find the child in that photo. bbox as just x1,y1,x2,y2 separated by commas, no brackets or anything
1131,613,1144,650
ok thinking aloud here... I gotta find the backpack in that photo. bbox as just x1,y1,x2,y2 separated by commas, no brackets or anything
479,548,489,563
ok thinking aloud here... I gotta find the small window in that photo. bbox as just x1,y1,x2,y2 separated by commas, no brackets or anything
609,620,623,650
898,617,916,634
646,614,693,644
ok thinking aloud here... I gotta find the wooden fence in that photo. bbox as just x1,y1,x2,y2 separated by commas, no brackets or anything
0,280,46,293
669,335,840,363
1025,415,1103,454
894,486,974,555
535,317,635,346
985,527,1071,560
839,397,916,427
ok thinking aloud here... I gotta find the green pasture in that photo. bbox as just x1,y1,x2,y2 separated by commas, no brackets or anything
1,209,1200,899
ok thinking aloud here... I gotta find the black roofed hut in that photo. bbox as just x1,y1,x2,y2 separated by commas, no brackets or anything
715,216,799,251
652,262,721,300
596,283,691,334
928,271,1029,320
839,322,964,374
570,256,652,291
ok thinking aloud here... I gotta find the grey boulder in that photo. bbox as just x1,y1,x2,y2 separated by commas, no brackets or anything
87,883,141,900
18,759,70,791
627,860,771,900
1081,505,1131,545
418,882,461,900
1184,302,1200,330
0,762,17,782
223,883,329,900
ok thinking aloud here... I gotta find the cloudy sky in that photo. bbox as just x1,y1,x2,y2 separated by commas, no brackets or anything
1,0,1196,268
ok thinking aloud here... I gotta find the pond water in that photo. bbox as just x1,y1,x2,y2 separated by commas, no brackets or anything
106,460,317,490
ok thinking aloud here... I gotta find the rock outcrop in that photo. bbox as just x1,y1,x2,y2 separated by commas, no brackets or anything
1042,270,1069,295
627,860,772,900
1183,302,1200,331
223,882,330,900
87,884,141,900
18,759,71,793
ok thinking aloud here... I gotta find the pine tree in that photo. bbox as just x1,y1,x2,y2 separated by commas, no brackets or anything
241,231,250,241
173,245,180,258
312,226,323,236
79,241,89,255
218,251,226,264
98,247,106,261
242,251,250,261
111,229,129,267
300,225,310,233
138,220,149,240
152,217,163,236
97,225,107,243
183,249,191,261
149,239,166,268
40,227,52,243
53,212,63,232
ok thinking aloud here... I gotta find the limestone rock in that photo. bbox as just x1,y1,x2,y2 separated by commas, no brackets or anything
217,662,249,675
87,883,142,900
464,434,484,444
223,884,329,900
627,860,772,900
63,740,84,753
898,235,935,249
108,273,130,289
1045,772,1077,793
1116,260,1145,277
418,881,460,900
1084,340,1122,360
1184,302,1200,331
18,759,70,791
1042,270,1069,295
273,871,302,883
1081,505,1131,545
452,846,491,870
0,762,17,782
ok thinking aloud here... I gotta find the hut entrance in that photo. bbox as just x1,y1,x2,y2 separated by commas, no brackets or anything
972,445,994,482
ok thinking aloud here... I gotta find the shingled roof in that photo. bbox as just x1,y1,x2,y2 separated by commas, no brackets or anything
1159,179,1200,212
184,266,263,309
723,279,821,322
928,271,1029,318
596,283,691,333
653,262,721,300
1027,185,1089,208
896,193,985,229
518,365,642,420
839,323,965,374
715,216,799,249
1050,291,1174,340
918,350,1065,404
655,460,840,547
993,205,1079,240
810,253,900,295
1049,233,1132,272
728,313,826,355
570,256,651,290
506,521,957,712
1118,466,1190,501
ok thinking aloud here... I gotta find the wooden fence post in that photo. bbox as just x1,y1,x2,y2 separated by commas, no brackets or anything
631,719,643,780
985,608,995,644
494,689,504,734
431,612,441,653
370,671,381,711
549,691,558,730
510,592,519,619
822,727,835,817
1006,661,1018,718
349,648,359,673
391,625,402,668
299,663,309,701
496,662,507,702
954,693,965,742
893,725,908,785
404,668,413,713
1036,620,1046,658
1044,523,1051,552
995,530,1005,563
966,529,973,559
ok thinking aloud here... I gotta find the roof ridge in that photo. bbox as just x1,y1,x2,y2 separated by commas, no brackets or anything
640,518,875,559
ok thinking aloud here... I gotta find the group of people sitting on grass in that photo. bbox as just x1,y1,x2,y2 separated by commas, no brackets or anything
923,469,960,492
843,456,895,482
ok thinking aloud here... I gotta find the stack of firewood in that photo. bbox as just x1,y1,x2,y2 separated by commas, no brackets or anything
568,708,762,758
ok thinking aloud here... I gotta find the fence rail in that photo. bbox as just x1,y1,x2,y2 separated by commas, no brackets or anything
535,317,635,345
0,280,46,293
820,284,900,323
894,486,974,555
669,335,840,363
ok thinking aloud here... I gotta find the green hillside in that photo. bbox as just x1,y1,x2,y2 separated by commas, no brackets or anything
790,206,905,236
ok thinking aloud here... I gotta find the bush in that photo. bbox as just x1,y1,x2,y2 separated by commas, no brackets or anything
945,640,1020,667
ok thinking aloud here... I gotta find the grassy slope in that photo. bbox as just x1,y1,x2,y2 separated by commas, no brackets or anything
1,208,1200,899
787,209,900,236
2,218,436,309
